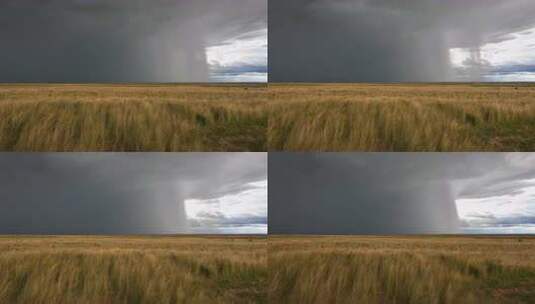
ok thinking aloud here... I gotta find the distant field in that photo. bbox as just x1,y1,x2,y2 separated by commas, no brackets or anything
269,236,535,304
268,84,535,151
0,235,266,304
0,84,267,151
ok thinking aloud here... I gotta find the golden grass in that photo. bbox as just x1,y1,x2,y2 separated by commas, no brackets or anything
0,235,266,304
4,83,535,152
0,84,267,151
268,83,535,151
269,235,535,304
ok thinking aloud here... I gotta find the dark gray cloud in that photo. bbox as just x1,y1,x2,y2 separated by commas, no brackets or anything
268,153,535,235
0,153,266,234
269,0,535,82
0,0,266,82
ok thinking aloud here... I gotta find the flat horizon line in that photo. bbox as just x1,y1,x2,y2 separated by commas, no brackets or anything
268,234,535,237
0,234,267,238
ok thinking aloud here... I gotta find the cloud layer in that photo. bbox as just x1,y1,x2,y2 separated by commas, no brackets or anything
186,180,267,234
0,153,266,234
269,0,535,82
269,153,535,234
0,0,266,82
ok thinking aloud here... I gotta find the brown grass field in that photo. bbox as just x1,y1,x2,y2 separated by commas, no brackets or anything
269,235,535,304
268,83,535,151
0,84,267,151
0,235,266,304
3,83,535,152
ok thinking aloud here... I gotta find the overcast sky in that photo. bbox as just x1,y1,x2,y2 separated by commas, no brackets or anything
269,0,535,82
0,0,267,83
0,153,267,235
269,153,535,235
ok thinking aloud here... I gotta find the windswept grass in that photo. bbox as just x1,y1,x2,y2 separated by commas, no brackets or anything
269,236,535,304
0,235,267,304
0,84,267,151
5,83,533,152
268,83,535,151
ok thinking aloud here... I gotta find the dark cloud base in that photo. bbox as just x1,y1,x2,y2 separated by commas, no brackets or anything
0,153,266,235
269,153,535,235
269,0,535,82
0,0,266,83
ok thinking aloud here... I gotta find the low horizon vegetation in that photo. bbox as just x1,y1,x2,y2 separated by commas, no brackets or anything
269,235,535,304
0,84,267,151
0,235,267,304
268,83,535,151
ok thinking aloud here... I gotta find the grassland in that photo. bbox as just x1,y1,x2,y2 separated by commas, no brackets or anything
0,84,267,151
269,235,535,304
4,83,534,152
268,83,535,151
0,235,266,304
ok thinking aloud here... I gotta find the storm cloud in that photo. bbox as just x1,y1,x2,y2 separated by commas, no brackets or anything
269,153,535,234
269,0,535,82
0,153,267,234
0,0,266,82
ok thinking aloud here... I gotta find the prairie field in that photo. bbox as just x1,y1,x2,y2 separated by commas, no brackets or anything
0,235,266,304
0,84,267,151
268,83,535,151
269,235,535,304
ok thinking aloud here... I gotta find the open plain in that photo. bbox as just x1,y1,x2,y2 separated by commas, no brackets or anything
269,235,535,304
268,83,535,151
0,235,266,304
0,84,267,152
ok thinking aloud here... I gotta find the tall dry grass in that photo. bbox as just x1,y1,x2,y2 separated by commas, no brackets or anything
269,236,535,304
0,235,266,304
4,83,533,152
0,84,267,151
268,83,535,151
